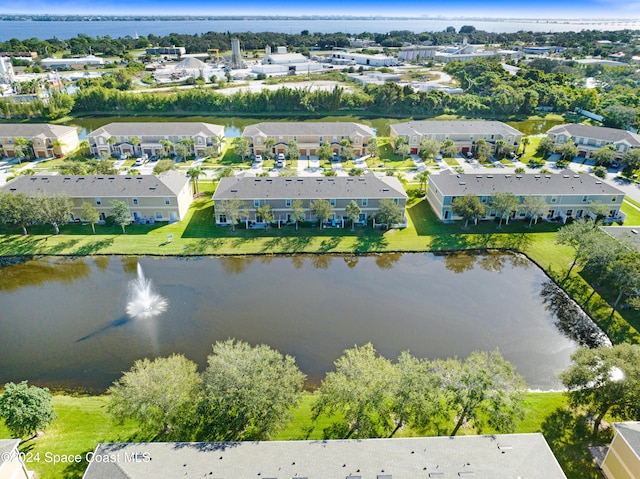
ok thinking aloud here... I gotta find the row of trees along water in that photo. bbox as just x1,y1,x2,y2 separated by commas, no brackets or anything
3,340,640,442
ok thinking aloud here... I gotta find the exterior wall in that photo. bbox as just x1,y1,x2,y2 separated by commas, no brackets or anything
0,128,79,159
602,433,640,479
548,132,634,160
0,449,31,479
214,196,406,225
69,194,187,222
427,177,623,222
246,131,372,158
390,128,521,157
89,130,222,157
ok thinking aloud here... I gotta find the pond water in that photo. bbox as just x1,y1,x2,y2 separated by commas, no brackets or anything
0,252,603,392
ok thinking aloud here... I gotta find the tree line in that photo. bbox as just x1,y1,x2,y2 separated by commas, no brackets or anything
0,192,135,235
106,341,527,441
5,339,639,443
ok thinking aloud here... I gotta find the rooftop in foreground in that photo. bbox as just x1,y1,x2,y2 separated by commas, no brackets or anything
82,434,567,479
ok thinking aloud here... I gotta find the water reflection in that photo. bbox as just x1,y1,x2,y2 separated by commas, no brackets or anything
540,280,612,348
441,251,532,274
0,257,90,292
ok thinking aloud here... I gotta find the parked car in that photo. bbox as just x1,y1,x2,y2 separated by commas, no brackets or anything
255,154,263,162
277,153,285,161
276,153,286,168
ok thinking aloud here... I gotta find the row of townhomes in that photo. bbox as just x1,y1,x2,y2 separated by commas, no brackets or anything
389,120,524,156
547,123,640,160
2,172,193,223
0,121,634,228
0,123,79,158
242,121,375,158
427,170,626,224
88,122,226,158
213,173,407,227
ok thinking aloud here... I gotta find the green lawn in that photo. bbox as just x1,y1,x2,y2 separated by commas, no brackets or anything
0,390,602,479
621,200,640,225
0,395,150,479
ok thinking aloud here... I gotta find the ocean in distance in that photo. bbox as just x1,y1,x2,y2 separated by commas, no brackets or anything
2,17,640,41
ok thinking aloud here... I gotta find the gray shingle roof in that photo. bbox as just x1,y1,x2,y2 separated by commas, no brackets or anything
429,171,624,196
213,173,407,201
1,172,189,198
0,439,19,466
242,122,375,138
547,124,640,146
83,434,567,479
88,122,224,138
614,422,640,458
390,120,523,137
0,123,77,138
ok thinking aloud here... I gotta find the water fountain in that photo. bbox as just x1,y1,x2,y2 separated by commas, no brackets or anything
126,263,168,319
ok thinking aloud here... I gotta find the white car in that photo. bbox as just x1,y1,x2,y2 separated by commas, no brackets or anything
276,153,286,168
255,154,263,162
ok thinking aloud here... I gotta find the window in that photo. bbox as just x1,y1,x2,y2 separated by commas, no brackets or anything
132,198,139,205
610,210,617,217
577,209,583,218
256,137,261,144
394,198,399,204
566,209,573,217
358,213,366,222
319,136,323,142
254,199,260,207
285,199,291,207
155,212,163,220
412,136,418,143
550,196,557,203
354,137,359,144
164,197,171,205
612,196,617,202
330,198,336,206
469,135,474,141
362,198,368,206
197,137,203,144
95,197,101,205
582,195,588,203
293,136,297,141
219,214,226,223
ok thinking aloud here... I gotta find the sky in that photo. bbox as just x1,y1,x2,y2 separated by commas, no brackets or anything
2,0,640,18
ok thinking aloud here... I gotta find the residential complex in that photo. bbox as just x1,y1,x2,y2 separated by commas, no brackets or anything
0,123,79,159
547,124,640,160
242,122,375,158
427,171,626,223
1,172,193,223
87,122,225,158
213,174,407,227
600,422,640,479
82,433,567,479
390,120,523,156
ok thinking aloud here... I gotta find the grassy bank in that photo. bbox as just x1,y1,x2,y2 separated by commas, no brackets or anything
3,391,603,479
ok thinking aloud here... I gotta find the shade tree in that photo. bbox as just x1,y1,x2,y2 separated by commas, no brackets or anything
490,192,520,228
215,198,247,232
0,381,56,439
452,195,486,228
375,198,404,229
310,199,334,229
110,200,132,233
107,354,201,438
521,196,548,227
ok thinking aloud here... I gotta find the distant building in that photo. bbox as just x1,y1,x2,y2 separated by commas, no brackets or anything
330,51,399,67
83,434,567,479
600,421,640,479
427,171,625,223
213,173,407,227
398,45,438,62
0,123,79,159
347,71,402,86
547,124,640,160
41,55,104,68
253,45,323,76
1,172,193,223
146,46,186,56
0,56,15,83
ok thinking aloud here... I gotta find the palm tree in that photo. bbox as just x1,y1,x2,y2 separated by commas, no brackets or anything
416,170,430,193
521,137,530,155
494,139,506,160
107,136,116,155
212,135,225,155
180,138,195,159
264,137,276,160
14,137,33,163
159,140,174,158
187,167,202,195
129,137,141,156
52,140,66,158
